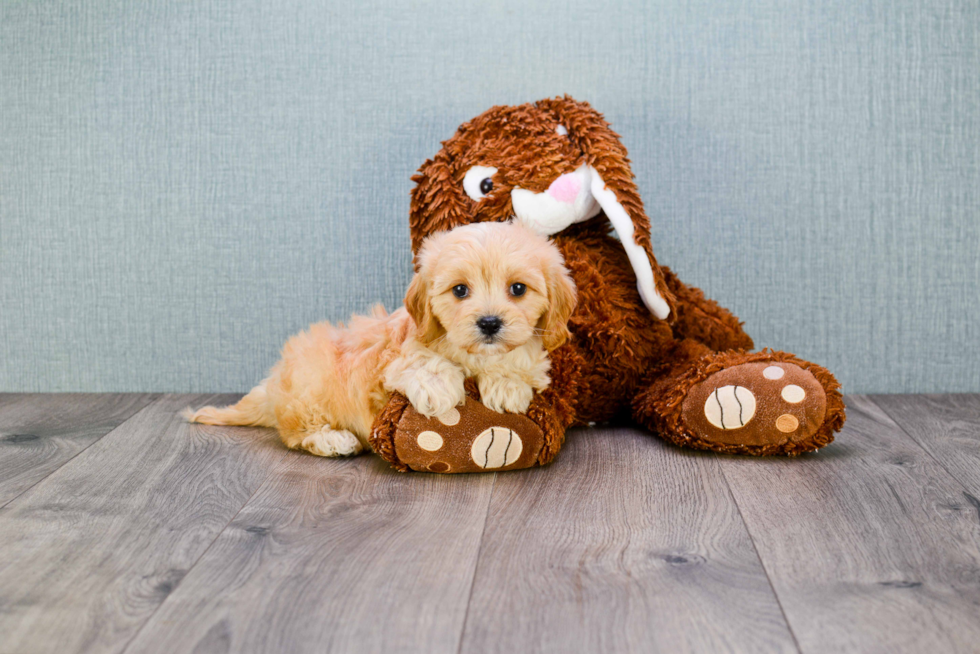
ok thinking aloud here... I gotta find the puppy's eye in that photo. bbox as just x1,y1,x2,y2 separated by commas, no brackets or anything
510,283,527,297
463,166,498,201
452,284,469,299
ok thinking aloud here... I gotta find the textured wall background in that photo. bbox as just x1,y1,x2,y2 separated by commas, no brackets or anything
2,0,978,393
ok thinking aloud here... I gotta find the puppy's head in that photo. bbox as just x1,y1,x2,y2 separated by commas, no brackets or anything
408,95,672,321
404,221,577,356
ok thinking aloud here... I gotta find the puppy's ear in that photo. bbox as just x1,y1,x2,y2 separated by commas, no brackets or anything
409,151,470,258
536,96,674,320
538,262,578,352
404,273,442,346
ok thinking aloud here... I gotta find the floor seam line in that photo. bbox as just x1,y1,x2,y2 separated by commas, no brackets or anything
717,457,805,654
456,472,497,654
0,393,161,510
867,394,979,494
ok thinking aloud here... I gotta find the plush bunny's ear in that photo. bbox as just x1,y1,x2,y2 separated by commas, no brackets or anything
537,96,673,320
589,170,671,320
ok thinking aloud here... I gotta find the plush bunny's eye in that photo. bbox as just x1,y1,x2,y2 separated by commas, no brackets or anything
463,166,498,201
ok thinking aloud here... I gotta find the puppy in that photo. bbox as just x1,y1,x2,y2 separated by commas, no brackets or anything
184,221,577,457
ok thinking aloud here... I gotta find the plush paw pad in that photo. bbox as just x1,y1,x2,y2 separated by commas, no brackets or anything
471,428,523,468
703,385,756,429
682,361,827,447
416,430,444,451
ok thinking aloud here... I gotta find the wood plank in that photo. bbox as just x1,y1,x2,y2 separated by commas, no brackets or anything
718,395,980,654
0,393,156,506
0,394,21,408
459,427,797,654
123,453,495,653
0,394,286,654
871,394,980,495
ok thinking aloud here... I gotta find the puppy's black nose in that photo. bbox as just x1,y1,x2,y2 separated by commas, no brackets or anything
476,315,503,337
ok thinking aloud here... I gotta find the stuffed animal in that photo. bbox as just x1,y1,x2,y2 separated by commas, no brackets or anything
370,96,845,472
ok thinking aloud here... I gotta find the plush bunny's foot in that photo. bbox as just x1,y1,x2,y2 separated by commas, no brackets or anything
683,361,827,446
633,350,846,456
370,382,565,473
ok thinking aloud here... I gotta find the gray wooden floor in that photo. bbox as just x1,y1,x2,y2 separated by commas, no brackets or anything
1,394,979,653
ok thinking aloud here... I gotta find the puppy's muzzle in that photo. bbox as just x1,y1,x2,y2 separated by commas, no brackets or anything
476,315,503,339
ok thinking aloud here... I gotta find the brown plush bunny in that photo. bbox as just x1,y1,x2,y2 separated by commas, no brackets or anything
370,96,846,473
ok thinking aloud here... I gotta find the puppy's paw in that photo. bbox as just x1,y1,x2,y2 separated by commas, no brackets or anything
405,368,466,418
300,428,363,457
479,375,534,414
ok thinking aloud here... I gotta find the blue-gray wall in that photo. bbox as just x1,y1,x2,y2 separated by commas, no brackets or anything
2,0,978,393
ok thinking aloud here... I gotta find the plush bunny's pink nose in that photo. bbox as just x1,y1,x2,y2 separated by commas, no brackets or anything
547,172,581,204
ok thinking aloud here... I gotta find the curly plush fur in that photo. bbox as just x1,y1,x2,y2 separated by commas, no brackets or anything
372,96,845,468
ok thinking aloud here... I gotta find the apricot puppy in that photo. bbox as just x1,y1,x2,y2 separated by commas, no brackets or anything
184,221,577,457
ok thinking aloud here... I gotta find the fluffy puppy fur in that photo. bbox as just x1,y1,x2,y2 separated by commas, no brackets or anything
184,221,577,457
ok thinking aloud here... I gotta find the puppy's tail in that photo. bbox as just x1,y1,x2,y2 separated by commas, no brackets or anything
182,383,276,428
